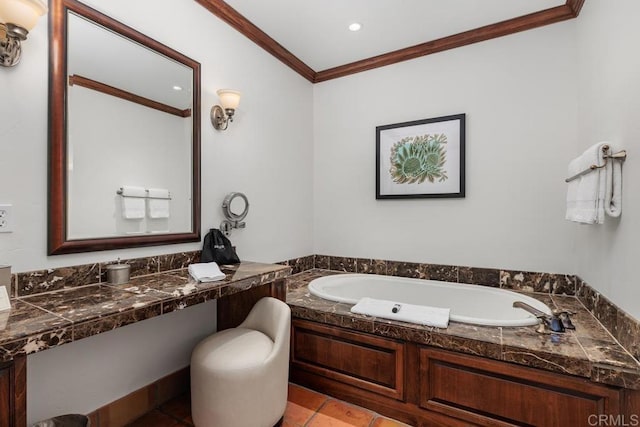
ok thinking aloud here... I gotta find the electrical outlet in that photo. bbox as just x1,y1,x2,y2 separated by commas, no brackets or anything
0,204,13,233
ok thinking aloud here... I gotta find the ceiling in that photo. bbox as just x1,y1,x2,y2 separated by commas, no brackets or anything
224,0,565,71
197,0,585,82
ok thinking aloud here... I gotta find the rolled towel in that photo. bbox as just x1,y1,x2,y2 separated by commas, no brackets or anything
147,188,170,219
188,262,226,283
120,186,146,219
604,144,622,218
350,297,450,328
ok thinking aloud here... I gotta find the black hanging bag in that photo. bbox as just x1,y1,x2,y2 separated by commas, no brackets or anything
201,229,240,264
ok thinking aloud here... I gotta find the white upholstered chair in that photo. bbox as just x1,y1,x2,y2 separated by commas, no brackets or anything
190,297,291,427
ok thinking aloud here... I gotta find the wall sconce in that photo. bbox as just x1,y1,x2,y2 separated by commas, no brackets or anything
0,0,48,67
211,89,241,131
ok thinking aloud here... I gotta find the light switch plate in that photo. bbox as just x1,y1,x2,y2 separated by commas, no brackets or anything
0,286,10,312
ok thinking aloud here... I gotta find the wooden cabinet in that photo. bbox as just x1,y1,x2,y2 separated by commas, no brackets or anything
420,348,620,427
291,319,630,427
0,357,26,427
291,319,404,400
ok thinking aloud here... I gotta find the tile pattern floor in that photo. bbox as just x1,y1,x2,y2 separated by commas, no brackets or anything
127,383,410,427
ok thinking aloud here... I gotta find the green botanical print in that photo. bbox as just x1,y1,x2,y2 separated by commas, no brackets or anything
389,134,448,184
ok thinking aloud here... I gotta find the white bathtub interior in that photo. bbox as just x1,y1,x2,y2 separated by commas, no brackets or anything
308,274,552,327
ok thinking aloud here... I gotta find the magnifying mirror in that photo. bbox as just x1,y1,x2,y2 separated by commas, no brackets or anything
220,192,249,235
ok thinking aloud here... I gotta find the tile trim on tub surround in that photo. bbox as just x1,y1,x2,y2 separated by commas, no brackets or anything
577,277,640,361
288,254,578,295
14,250,201,297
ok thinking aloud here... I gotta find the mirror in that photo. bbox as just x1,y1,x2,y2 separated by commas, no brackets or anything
220,192,249,236
49,0,201,254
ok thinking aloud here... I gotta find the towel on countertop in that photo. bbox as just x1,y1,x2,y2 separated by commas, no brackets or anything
566,142,622,224
188,262,226,283
147,188,170,219
120,186,146,219
350,297,450,328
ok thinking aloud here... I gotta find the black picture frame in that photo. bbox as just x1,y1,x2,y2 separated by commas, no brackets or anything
376,114,465,199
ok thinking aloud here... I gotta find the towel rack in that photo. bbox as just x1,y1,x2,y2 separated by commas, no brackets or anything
116,188,172,200
565,145,627,183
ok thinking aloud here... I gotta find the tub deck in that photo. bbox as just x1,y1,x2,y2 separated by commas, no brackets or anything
286,269,640,390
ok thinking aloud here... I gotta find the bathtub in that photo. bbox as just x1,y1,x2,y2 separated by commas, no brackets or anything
308,274,552,327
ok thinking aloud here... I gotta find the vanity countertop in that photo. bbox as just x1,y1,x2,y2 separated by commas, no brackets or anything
287,269,640,390
0,261,290,362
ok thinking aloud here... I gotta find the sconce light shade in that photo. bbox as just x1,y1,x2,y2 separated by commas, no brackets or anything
211,89,241,131
217,89,241,110
0,0,47,67
0,0,47,32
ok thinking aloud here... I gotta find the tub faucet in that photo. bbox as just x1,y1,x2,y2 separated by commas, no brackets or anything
512,301,574,333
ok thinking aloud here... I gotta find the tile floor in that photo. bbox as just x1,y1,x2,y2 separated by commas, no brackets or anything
127,383,410,427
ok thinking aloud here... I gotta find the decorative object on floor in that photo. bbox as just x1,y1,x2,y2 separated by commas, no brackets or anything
31,414,89,427
191,297,291,427
211,89,241,130
220,191,249,235
0,0,47,67
376,114,465,199
188,261,225,282
565,142,626,224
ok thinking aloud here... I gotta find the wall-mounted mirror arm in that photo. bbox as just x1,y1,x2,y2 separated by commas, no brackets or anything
220,192,249,236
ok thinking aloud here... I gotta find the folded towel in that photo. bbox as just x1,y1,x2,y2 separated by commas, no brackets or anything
147,188,170,219
120,186,146,219
350,297,450,328
188,262,226,282
566,142,622,224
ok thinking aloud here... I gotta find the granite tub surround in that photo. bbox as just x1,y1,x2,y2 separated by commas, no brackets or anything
13,250,202,297
0,262,290,362
311,255,578,295
578,277,640,363
286,269,640,390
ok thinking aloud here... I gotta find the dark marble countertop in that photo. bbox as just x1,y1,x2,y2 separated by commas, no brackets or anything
0,261,290,362
287,270,640,390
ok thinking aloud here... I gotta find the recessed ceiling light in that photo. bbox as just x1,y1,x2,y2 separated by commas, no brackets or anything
348,22,362,32
172,85,183,91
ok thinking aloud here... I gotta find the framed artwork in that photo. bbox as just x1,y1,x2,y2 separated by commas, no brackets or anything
376,114,465,199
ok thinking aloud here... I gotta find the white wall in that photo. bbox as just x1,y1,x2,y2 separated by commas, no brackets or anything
0,0,313,422
313,22,578,272
573,0,640,319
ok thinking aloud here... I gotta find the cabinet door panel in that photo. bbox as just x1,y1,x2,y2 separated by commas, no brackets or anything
292,319,405,400
0,366,10,427
420,348,621,427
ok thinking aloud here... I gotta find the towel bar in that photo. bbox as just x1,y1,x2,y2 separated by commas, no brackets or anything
116,188,172,200
565,145,627,183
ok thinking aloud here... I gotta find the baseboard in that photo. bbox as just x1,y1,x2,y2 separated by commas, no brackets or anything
86,366,190,427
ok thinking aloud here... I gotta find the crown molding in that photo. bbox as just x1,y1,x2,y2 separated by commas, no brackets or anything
195,0,316,82
196,1,585,84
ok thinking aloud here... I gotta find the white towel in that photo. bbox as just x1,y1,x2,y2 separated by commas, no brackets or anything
350,297,450,328
147,188,170,219
188,262,226,282
605,148,622,218
566,142,622,224
120,186,146,219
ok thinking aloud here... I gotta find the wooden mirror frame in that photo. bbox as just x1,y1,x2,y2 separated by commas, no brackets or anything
48,0,201,255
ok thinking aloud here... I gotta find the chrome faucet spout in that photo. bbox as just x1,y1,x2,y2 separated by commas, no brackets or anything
513,301,566,333
512,301,548,318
